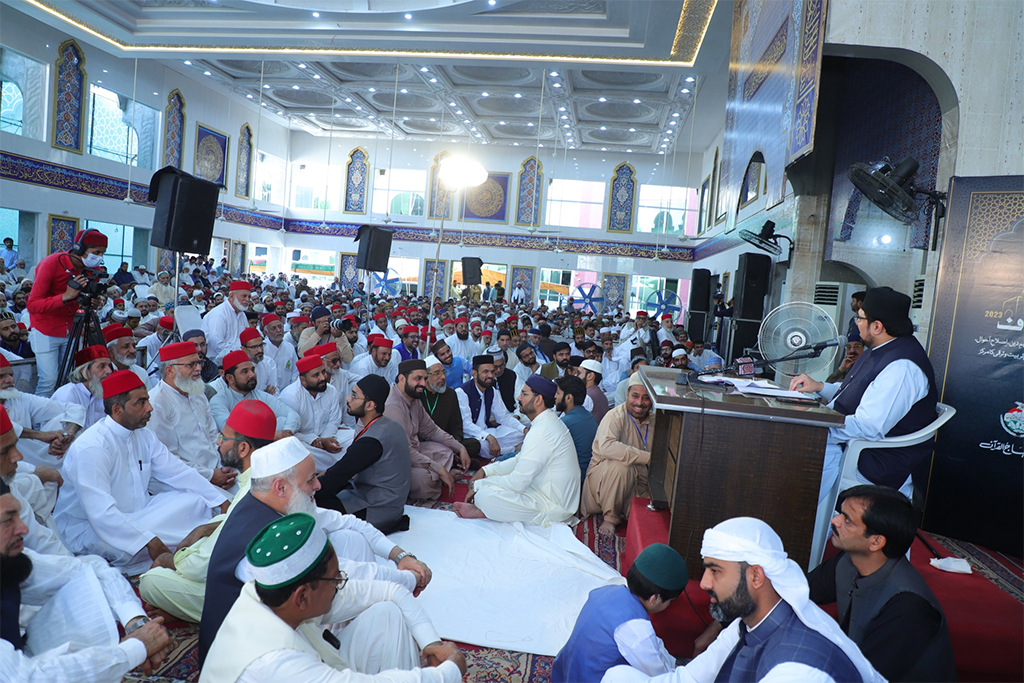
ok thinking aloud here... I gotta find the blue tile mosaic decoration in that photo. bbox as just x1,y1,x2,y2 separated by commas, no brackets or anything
515,156,543,227
344,147,368,214
162,90,186,169
235,123,253,200
607,162,637,233
52,40,86,154
47,214,78,253
601,273,628,309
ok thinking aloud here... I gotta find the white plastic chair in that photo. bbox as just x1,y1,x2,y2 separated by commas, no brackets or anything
810,403,956,566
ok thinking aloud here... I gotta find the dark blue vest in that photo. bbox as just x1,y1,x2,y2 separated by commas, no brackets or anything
1,582,24,650
197,492,279,665
552,585,649,683
831,336,937,489
460,379,494,426
715,600,863,682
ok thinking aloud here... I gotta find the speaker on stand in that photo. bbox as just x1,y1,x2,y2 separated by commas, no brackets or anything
727,253,773,365
687,268,711,342
354,224,394,273
461,257,483,286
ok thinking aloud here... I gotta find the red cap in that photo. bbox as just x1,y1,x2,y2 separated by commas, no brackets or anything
261,313,281,326
225,399,276,442
661,314,672,321
291,315,311,325
75,345,109,367
470,320,481,329
660,340,674,347
367,333,384,346
102,324,132,344
0,355,9,369
101,369,144,398
374,338,394,349
374,312,387,321
113,298,125,305
158,316,174,330
273,301,285,307
16,323,25,330
636,311,648,317
159,341,199,362
239,327,262,345
304,344,337,359
0,405,11,435
454,316,469,325
343,314,357,324
481,329,493,337
222,349,251,371
74,229,108,248
229,281,252,292
443,319,455,326
330,304,342,311
296,355,323,374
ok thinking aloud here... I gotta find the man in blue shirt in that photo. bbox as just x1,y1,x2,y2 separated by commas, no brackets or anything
554,375,598,479
430,338,468,389
553,543,686,683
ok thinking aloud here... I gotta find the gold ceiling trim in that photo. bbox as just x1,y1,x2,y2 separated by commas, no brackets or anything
24,0,716,68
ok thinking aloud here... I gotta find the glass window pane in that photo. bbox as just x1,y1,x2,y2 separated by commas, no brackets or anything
546,179,605,229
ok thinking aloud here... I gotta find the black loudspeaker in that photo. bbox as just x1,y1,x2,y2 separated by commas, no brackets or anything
686,310,708,343
734,253,772,319
148,166,219,254
728,319,762,364
461,257,483,285
354,224,393,272
689,268,711,312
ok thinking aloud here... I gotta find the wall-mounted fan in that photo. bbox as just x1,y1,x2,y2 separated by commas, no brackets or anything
758,302,839,379
371,268,404,297
847,156,947,248
644,289,683,321
739,220,793,261
570,283,604,315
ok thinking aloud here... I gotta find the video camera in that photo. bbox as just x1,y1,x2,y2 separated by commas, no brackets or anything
68,267,107,307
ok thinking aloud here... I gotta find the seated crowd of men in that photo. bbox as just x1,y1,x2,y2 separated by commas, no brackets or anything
0,242,953,683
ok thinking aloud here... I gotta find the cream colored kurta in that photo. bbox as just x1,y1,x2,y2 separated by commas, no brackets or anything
581,403,656,525
148,379,221,480
475,408,580,526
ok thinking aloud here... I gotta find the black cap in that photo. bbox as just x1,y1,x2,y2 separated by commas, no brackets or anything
398,359,427,376
472,354,495,369
861,287,913,336
356,375,390,412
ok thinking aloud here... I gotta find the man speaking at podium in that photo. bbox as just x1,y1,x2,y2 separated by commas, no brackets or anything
790,287,937,539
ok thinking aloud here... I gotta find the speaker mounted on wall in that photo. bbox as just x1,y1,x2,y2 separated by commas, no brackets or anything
148,166,220,254
354,224,394,272
734,253,772,320
461,257,483,286
689,268,712,313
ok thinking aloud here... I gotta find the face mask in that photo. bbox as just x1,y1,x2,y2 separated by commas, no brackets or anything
83,253,104,268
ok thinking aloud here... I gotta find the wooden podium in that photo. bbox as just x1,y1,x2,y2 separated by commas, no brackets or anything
637,367,844,580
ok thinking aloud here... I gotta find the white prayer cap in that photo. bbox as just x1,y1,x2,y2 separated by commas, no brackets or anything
672,348,688,358
701,518,885,683
580,359,603,375
251,436,311,479
599,327,611,334
423,355,442,368
486,345,503,358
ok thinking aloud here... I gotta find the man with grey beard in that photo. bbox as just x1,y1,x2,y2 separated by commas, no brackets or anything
259,313,298,389
148,341,236,490
51,345,114,431
104,323,152,388
418,355,480,462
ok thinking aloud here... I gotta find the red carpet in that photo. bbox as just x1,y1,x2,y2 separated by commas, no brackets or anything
624,497,1024,682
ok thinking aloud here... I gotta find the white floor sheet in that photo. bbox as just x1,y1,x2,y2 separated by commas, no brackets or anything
387,505,625,657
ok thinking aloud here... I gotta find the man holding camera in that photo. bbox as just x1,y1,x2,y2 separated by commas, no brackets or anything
26,229,107,397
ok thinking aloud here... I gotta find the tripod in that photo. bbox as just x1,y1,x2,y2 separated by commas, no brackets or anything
55,299,105,387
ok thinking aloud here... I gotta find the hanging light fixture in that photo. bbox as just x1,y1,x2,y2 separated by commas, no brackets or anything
438,155,487,190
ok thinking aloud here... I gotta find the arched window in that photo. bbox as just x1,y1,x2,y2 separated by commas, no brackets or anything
88,85,140,165
0,80,23,134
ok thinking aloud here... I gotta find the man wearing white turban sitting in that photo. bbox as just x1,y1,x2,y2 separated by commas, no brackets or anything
603,517,884,683
201,513,467,683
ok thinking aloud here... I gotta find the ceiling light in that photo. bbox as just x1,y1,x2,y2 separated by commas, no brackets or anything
598,97,606,102
102,69,108,73
429,117,436,121
489,0,496,5
513,142,519,146
450,102,457,106
471,127,477,131
685,76,695,82
527,122,534,127
626,149,632,153
246,94,253,99
681,88,690,94
481,92,489,97
403,116,409,120
601,147,607,151
570,146,575,149
400,88,408,93
292,85,300,89
499,121,506,125
663,138,670,141
660,144,667,148
628,127,636,132
560,115,568,120
183,60,192,65
96,79,102,83
263,84,270,88
278,110,284,115
558,106,566,111
298,63,306,69
429,78,437,83
563,124,569,128
669,121,677,125
204,71,212,76
336,114,341,118
549,71,559,77
345,97,352,102
153,91,158,96
420,67,429,72
356,106,362,110
600,126,607,130
404,13,412,19
312,11,319,17
368,115,375,119
261,102,267,106
552,83,561,88
438,155,487,188
369,87,376,92
880,234,893,244
539,143,544,148
456,110,463,114
672,112,680,117
313,74,320,79
658,151,664,155
633,98,640,103
514,93,521,98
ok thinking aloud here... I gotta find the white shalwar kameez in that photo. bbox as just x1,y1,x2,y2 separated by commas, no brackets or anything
348,353,398,384
50,382,104,432
147,380,222,479
264,338,298,388
253,356,280,394
208,384,301,434
0,549,150,683
2,391,86,469
278,380,344,470
200,580,461,683
201,300,248,364
53,416,230,575
455,382,525,456
444,334,482,367
474,408,580,526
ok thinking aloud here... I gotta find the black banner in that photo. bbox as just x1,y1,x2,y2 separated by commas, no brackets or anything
924,175,1024,555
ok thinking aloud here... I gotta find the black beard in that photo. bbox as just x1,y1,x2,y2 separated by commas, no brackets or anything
221,445,244,470
0,551,32,587
347,403,366,418
556,358,569,369
708,574,756,623
404,383,425,399
456,331,469,340
556,396,568,413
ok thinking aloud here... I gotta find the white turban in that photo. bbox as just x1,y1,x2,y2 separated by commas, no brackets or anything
423,355,441,368
701,517,884,683
672,348,688,359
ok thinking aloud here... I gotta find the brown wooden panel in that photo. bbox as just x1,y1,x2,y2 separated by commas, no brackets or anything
647,411,681,509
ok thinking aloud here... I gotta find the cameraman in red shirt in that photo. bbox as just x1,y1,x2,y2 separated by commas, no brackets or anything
26,229,107,396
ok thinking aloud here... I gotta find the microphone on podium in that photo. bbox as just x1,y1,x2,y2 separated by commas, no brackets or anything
804,335,846,352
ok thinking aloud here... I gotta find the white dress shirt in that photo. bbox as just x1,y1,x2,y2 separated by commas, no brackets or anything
348,353,398,384
264,338,298,388
2,390,86,469
254,356,280,394
148,379,222,479
201,300,248,364
455,381,525,455
50,382,104,432
278,380,343,445
207,381,301,434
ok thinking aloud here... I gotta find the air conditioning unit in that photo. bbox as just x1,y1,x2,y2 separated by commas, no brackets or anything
813,281,855,337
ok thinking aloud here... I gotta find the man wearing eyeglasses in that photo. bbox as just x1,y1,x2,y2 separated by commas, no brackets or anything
148,341,237,490
240,327,279,396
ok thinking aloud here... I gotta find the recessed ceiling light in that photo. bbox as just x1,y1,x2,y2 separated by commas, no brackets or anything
404,13,412,19
102,69,108,73
601,147,607,151
369,115,375,119
278,110,284,115
681,88,690,94
527,122,534,127
345,97,352,102
489,0,496,5
313,74,320,79
400,88,408,93
261,102,267,106
539,143,544,147
403,116,409,120
247,94,253,99
660,144,667,148
336,114,342,118
669,121,677,126
558,106,566,111
672,112,680,117
563,124,569,128
292,85,300,90
663,137,670,141
470,127,477,131
685,76,695,82
600,126,607,130
633,98,640,103
204,71,212,76
513,142,520,146
450,102,457,106
429,78,437,83
464,119,471,123
356,106,362,110
97,79,102,83
499,121,506,125
429,117,436,121
481,92,489,97
369,87,376,92
549,71,558,77
263,84,270,88
658,151,665,155
598,97,606,102
420,67,429,72
298,64,306,69
626,149,632,153
514,93,521,98
552,83,561,88
666,129,673,133
183,60,192,65
456,110,463,114
153,91,158,95
312,12,319,17
628,127,636,132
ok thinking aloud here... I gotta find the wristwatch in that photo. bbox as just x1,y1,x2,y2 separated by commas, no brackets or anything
393,551,416,565
125,616,151,635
